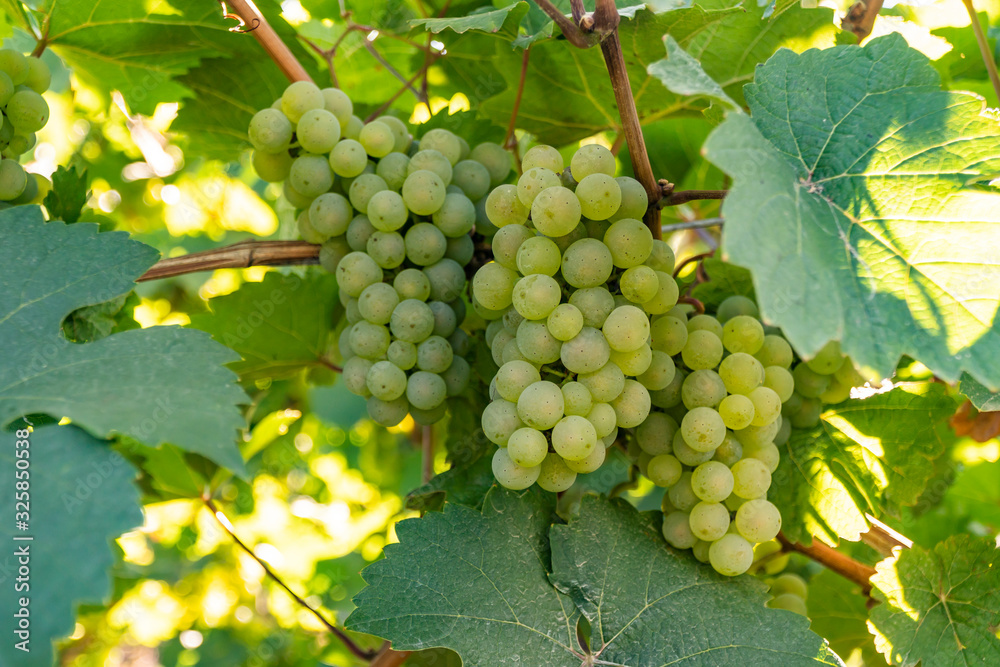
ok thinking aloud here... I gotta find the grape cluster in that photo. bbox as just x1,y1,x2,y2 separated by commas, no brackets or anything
635,296,792,576
248,82,512,427
474,143,680,494
0,49,52,204
641,294,871,576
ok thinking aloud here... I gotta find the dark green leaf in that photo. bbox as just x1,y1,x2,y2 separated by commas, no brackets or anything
771,382,956,544
0,208,247,473
61,293,130,343
43,166,89,224
0,425,143,666
704,34,1000,385
190,271,341,382
411,3,528,37
550,496,843,665
347,487,583,664
869,534,1000,667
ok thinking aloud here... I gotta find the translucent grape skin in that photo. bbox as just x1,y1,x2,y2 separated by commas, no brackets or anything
492,448,540,490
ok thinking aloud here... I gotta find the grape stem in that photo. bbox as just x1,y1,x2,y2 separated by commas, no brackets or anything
203,498,378,660
658,185,728,208
777,532,877,593
530,0,599,48
223,0,314,83
841,0,884,43
368,644,411,666
137,240,320,282
960,0,1000,102
504,46,532,156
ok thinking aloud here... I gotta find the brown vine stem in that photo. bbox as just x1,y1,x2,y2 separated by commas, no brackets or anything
594,0,663,240
137,240,319,282
661,217,724,234
841,0,884,43
204,499,377,660
530,0,597,48
504,46,532,151
961,0,1000,102
658,187,728,208
778,533,877,593
224,0,314,83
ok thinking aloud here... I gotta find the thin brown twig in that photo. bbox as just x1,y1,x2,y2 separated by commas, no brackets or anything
364,40,426,103
204,499,377,660
672,250,715,279
961,0,1000,102
530,0,595,48
658,187,728,208
224,0,314,83
778,533,877,593
661,217,723,234
30,15,49,57
569,0,586,22
319,358,343,373
841,0,884,43
138,240,320,282
299,35,338,86
504,46,532,150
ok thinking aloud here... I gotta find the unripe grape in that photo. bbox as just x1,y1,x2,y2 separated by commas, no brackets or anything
536,453,576,492
709,534,754,576
522,144,563,173
492,447,540,490
570,143,615,180
507,428,549,468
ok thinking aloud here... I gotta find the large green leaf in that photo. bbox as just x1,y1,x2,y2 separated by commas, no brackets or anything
647,35,736,110
550,496,843,665
42,0,221,115
189,271,341,382
0,208,247,473
433,1,835,146
705,34,1000,386
348,489,843,665
868,534,1000,667
0,425,143,666
770,383,955,545
347,487,582,664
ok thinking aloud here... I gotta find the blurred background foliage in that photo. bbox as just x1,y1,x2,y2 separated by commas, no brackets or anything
5,0,995,664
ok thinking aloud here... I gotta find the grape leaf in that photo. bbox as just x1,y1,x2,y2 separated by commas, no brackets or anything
346,487,583,665
549,496,843,665
0,207,247,473
436,1,835,146
704,34,1000,386
771,383,955,545
42,0,222,115
349,488,844,665
189,271,341,382
411,3,528,37
647,35,737,109
868,534,1000,667
807,569,882,665
958,372,1000,411
0,425,143,666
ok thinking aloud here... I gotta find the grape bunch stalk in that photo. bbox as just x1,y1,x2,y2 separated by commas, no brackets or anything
247,81,514,426
0,48,53,204
635,294,874,576
473,143,679,494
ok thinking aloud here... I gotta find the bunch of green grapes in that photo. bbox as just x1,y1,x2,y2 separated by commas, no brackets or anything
248,82,514,428
0,49,53,204
638,294,872,577
473,142,680,494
